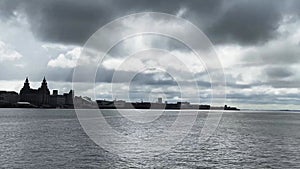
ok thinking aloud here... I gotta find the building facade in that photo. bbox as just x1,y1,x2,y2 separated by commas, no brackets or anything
20,77,50,106
19,77,73,107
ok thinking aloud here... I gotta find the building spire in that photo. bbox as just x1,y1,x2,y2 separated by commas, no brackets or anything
41,76,48,88
22,76,30,89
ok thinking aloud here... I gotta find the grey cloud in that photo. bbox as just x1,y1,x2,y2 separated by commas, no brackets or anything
242,41,300,67
226,78,300,89
226,82,254,89
227,92,300,105
0,0,18,19
1,0,294,45
46,66,178,85
264,67,293,79
45,67,74,82
0,61,50,82
286,0,300,16
108,35,191,58
0,0,113,44
45,65,215,89
27,1,113,45
207,0,283,45
263,79,300,88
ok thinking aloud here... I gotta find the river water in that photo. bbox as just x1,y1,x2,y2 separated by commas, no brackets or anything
0,109,299,168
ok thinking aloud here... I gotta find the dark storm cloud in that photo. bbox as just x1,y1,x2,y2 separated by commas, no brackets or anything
1,0,296,45
207,0,283,45
0,0,110,44
0,0,19,19
0,0,222,45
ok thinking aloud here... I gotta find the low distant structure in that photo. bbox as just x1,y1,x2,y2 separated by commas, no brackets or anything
224,105,239,110
96,98,239,110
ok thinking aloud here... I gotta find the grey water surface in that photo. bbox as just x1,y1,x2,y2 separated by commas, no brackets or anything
0,109,299,168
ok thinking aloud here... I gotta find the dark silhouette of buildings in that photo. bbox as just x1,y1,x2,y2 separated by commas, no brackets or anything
0,77,240,110
20,77,50,106
96,99,239,110
49,90,74,108
0,91,19,105
19,77,73,108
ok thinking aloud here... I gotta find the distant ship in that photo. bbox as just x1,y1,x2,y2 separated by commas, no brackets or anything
96,98,240,110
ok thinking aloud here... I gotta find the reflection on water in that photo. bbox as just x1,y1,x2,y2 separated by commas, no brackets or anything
0,109,300,168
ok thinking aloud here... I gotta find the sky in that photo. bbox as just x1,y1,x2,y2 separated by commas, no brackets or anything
0,0,300,109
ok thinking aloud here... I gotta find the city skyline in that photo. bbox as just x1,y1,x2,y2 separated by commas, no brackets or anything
0,76,240,111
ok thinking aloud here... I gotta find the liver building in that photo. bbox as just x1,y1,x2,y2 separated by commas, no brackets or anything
20,77,73,107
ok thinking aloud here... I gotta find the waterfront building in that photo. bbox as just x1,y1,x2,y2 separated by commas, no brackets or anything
19,77,73,107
